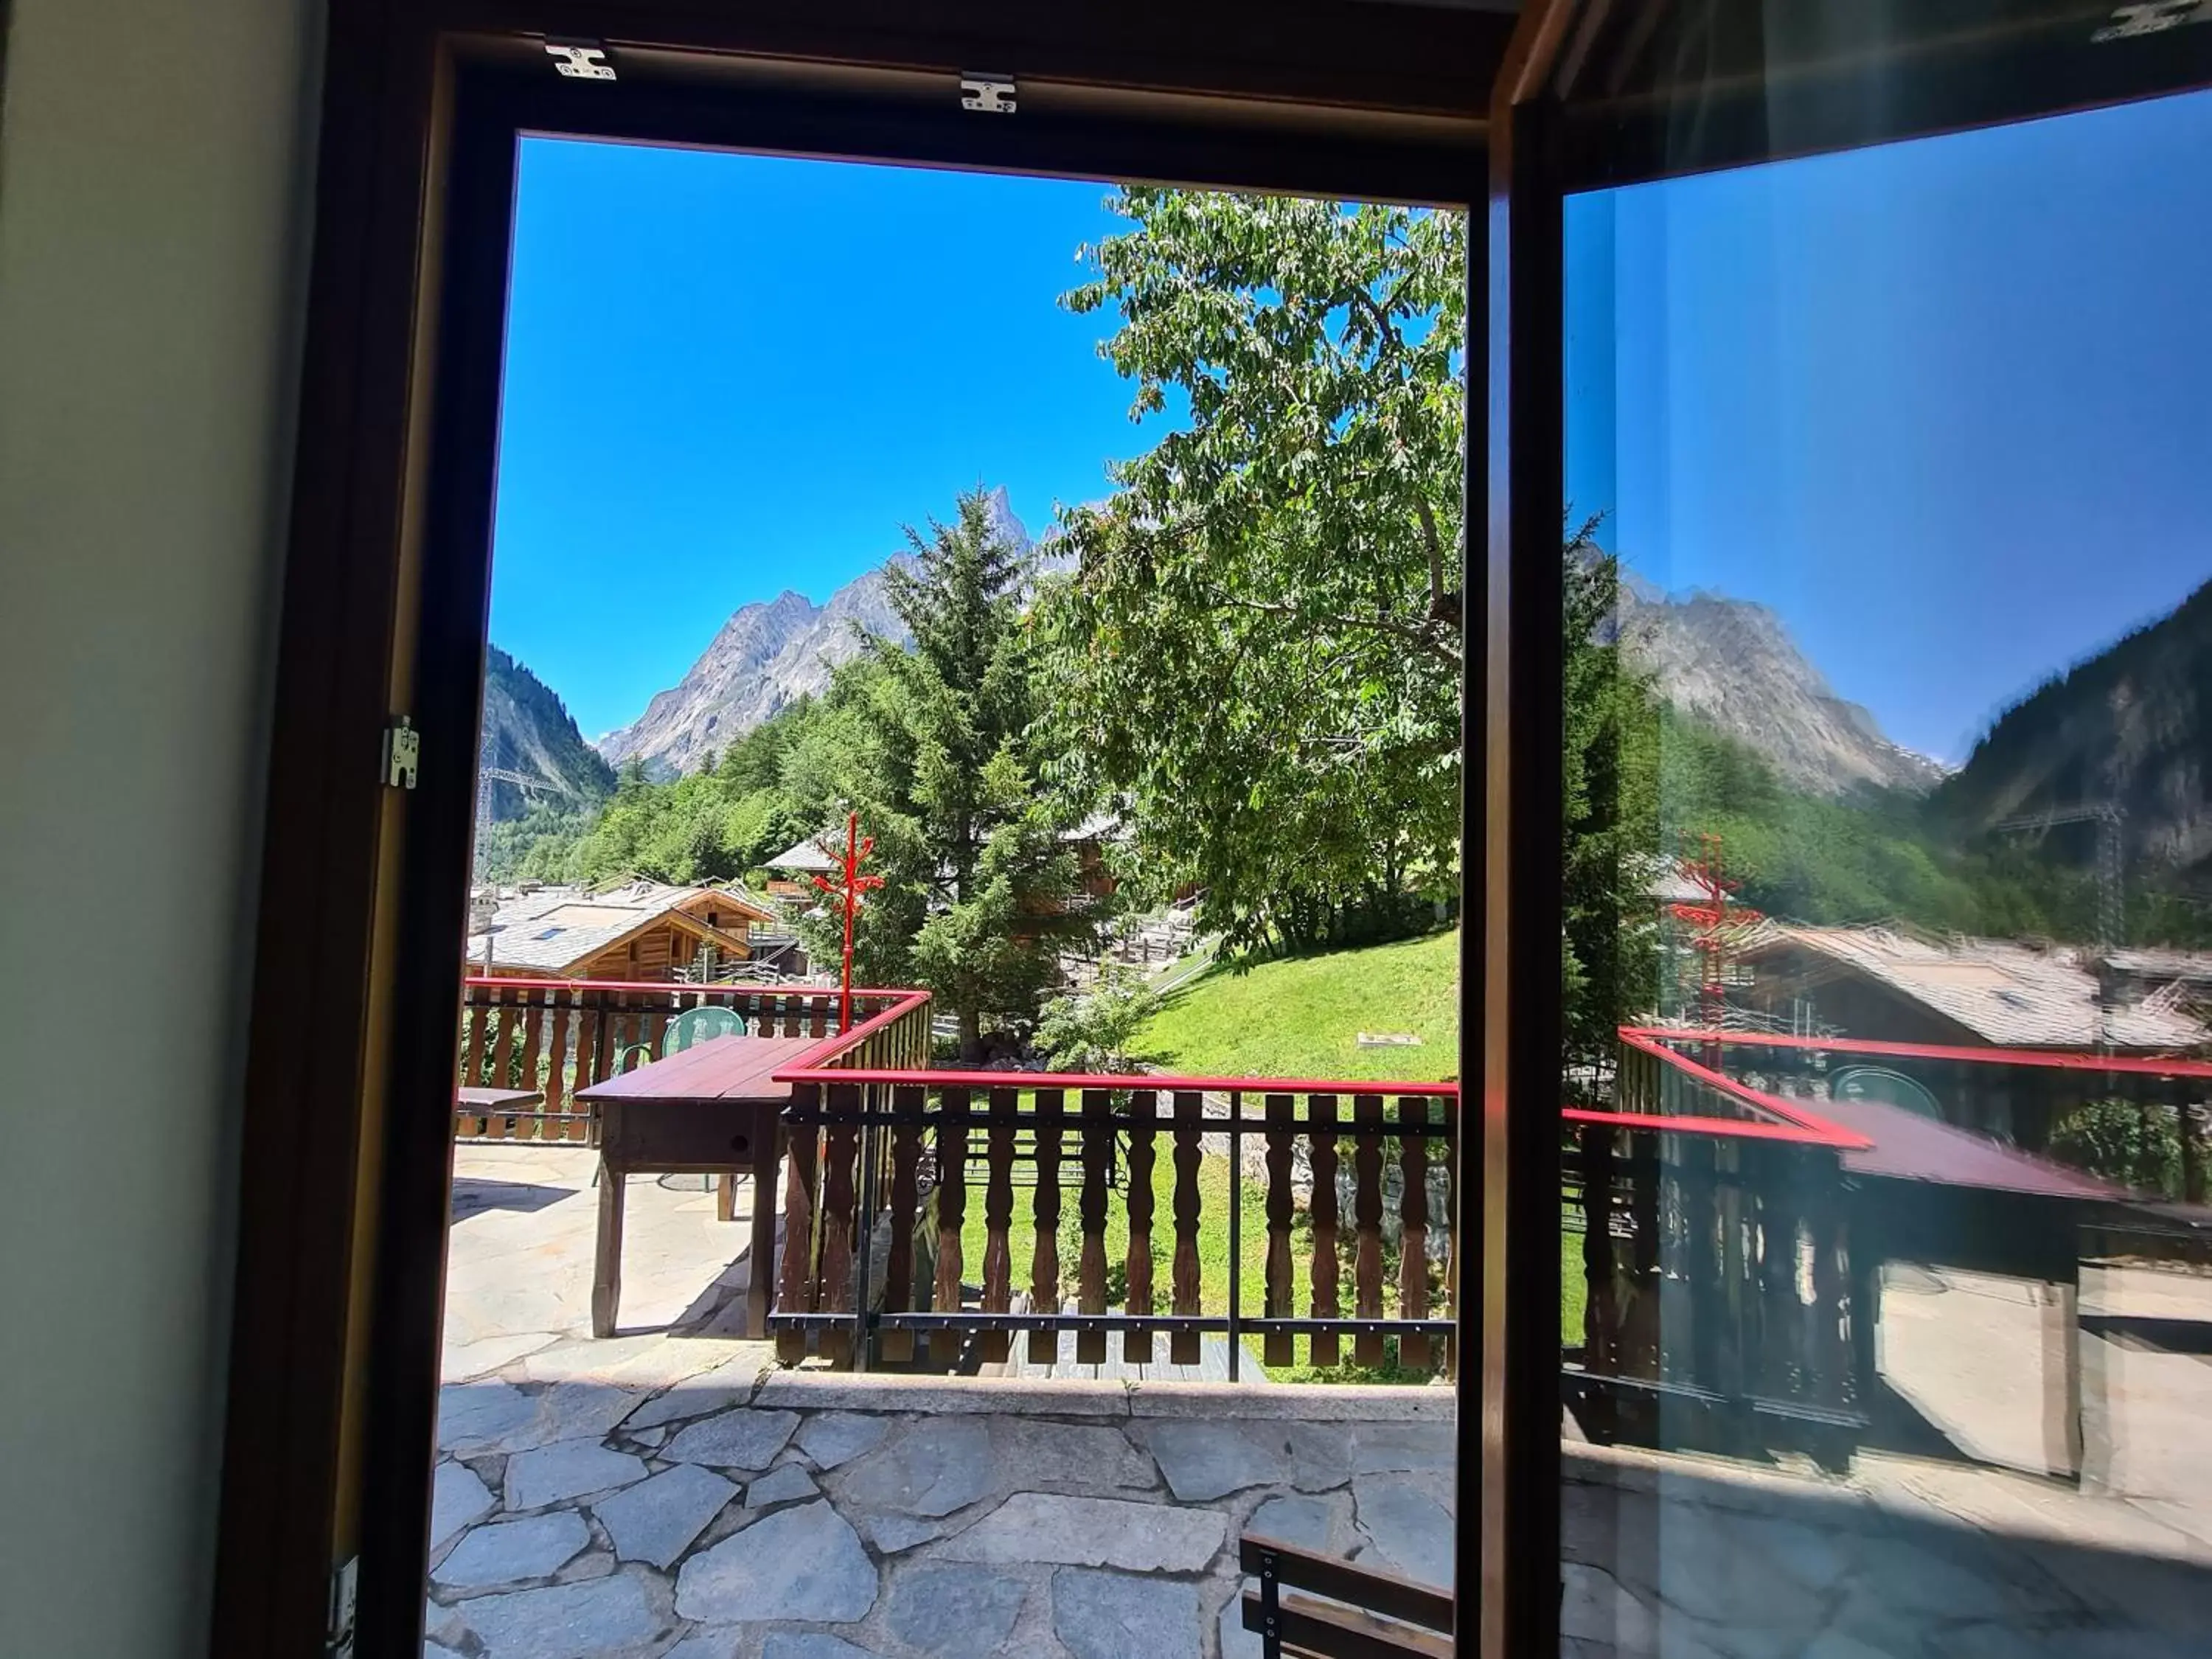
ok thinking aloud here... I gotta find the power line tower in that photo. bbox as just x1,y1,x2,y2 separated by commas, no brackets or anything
1993,801,2125,1052
473,734,586,881
1992,801,2125,953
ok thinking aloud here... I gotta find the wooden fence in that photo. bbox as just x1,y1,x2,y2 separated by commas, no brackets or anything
452,978,914,1141
767,1065,1458,1377
1561,1034,1874,1458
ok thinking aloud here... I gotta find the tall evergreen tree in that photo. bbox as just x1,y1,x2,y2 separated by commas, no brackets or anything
804,489,1096,1055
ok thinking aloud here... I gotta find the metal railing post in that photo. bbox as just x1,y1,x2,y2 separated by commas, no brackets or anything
1226,1091,1242,1382
853,1083,880,1374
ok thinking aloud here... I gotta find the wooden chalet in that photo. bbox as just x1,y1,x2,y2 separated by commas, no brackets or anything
761,835,838,901
465,877,778,981
1734,925,2211,1150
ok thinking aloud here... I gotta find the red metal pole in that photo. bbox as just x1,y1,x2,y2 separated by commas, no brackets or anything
839,810,858,1035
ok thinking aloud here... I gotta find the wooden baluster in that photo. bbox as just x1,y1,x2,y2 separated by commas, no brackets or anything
811,993,830,1039
486,1002,520,1139
1352,1093,1386,1366
1169,1091,1204,1366
1756,1147,1799,1401
541,994,572,1144
1263,1093,1297,1368
1308,1094,1342,1368
931,1088,970,1367
1077,1090,1113,1364
2182,1099,2206,1206
569,992,601,1143
609,992,637,1072
1397,1095,1432,1371
1029,1089,1065,1365
818,1082,861,1368
1624,1131,1663,1378
1579,1121,1618,1382
1809,1156,1850,1408
1123,1091,1158,1363
456,990,487,1137
880,1084,924,1363
1717,1138,1747,1404
981,1087,1018,1364
514,987,546,1141
1684,1137,1722,1396
1441,1099,1458,1379
775,1085,821,1363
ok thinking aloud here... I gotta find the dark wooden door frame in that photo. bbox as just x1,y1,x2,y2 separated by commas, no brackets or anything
210,7,1507,1657
213,2,2211,1653
1476,7,1571,1655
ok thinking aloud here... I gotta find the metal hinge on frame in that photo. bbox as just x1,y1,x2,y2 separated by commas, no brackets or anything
959,72,1017,114
325,1556,358,1657
382,716,420,790
545,37,617,80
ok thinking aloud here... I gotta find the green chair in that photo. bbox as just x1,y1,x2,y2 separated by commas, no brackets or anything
611,1004,749,1073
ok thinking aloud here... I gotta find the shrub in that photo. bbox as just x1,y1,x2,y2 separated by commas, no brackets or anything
1034,967,1163,1074
2048,1099,2184,1196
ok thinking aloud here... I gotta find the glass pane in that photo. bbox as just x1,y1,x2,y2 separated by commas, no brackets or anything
1562,88,2212,1658
440,138,1465,1655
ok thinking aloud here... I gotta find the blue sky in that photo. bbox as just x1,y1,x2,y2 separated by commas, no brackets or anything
489,141,1143,737
1567,88,2212,765
492,91,2212,758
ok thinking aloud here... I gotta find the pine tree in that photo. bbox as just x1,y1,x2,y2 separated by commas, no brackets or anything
827,488,1096,1057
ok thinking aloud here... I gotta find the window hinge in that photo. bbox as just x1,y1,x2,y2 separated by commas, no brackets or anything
545,38,617,80
383,716,420,790
959,72,1017,114
325,1557,358,1657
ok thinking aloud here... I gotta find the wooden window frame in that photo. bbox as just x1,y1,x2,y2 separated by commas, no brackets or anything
212,7,1503,1656
213,1,2212,1655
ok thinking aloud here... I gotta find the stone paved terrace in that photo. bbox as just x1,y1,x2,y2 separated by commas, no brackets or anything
431,1144,2212,1658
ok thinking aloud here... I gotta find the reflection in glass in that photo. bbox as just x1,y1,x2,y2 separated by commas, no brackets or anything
1559,87,2212,1658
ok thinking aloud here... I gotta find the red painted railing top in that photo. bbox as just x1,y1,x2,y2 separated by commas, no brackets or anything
1615,1028,1872,1150
771,1062,1461,1095
777,988,934,1071
1561,1106,1867,1148
1621,1023,2212,1078
462,976,914,998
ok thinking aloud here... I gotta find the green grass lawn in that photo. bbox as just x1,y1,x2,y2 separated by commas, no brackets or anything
1135,929,1460,1084
954,1145,1268,1326
928,931,1603,1382
946,1121,1450,1383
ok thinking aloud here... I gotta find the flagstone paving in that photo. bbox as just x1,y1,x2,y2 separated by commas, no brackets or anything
426,1143,2212,1658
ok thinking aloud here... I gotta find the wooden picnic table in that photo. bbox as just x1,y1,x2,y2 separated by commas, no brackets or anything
574,1034,819,1339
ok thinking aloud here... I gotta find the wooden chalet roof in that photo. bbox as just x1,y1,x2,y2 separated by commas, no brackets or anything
465,879,766,974
1741,925,2209,1053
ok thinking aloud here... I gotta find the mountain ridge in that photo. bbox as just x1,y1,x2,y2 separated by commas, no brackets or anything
1617,580,1947,798
1940,577,2212,872
477,647,617,821
594,486,1037,777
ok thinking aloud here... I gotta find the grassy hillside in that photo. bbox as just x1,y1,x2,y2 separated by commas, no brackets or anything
1137,929,1458,1083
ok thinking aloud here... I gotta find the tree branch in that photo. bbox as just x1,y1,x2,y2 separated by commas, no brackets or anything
1211,591,1461,672
1413,493,1448,623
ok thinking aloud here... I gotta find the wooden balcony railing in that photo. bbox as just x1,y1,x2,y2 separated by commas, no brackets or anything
1562,1034,1874,1458
452,978,917,1141
766,1059,1458,1379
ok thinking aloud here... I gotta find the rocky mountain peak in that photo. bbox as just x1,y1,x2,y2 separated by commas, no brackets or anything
1618,581,1947,797
596,488,1037,777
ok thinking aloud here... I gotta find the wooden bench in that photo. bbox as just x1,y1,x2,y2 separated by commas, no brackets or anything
1239,1534,1454,1658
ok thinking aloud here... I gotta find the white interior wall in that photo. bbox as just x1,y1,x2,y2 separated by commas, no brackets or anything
0,1,319,1652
